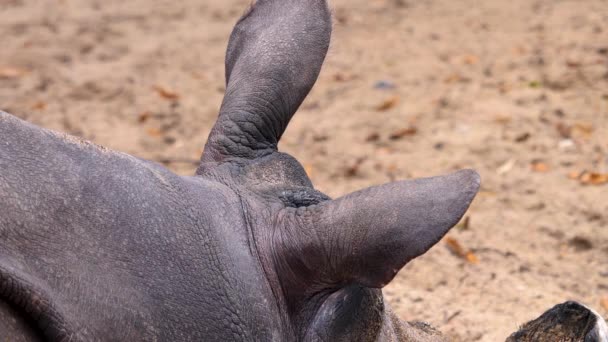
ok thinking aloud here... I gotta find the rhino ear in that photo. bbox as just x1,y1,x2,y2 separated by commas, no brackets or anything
303,169,480,288
200,0,332,165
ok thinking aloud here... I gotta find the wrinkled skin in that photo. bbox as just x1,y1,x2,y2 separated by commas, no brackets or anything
1,0,602,341
0,0,477,340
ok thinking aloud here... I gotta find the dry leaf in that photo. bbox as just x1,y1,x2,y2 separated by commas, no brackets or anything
344,157,367,177
465,251,479,264
531,161,550,173
304,164,314,178
569,171,608,185
333,72,356,82
445,237,479,264
365,132,380,142
445,237,466,256
571,122,594,139
388,126,417,140
138,111,152,123
566,60,581,68
463,55,479,65
567,171,581,180
444,73,463,83
146,127,163,137
153,86,180,100
556,122,594,139
312,134,329,142
601,297,608,311
456,216,471,230
0,66,28,79
494,115,512,124
376,96,399,111
31,101,46,110
580,172,608,185
514,132,531,142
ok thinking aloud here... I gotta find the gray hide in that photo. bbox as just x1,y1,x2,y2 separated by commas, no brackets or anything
1,0,482,340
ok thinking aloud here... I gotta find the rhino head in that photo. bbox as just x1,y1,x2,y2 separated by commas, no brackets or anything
0,0,480,340
197,0,480,339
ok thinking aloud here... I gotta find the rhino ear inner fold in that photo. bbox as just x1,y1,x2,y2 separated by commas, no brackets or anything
307,169,481,288
200,0,332,165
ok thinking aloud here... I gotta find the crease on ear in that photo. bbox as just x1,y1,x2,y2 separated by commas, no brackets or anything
292,169,480,289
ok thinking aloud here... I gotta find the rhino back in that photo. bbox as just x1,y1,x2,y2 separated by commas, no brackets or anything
0,112,283,340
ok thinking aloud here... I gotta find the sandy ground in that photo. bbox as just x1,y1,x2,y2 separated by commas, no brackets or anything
1,0,607,340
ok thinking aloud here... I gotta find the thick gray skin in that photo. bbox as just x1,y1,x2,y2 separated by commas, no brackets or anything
0,0,483,340
2,1,601,341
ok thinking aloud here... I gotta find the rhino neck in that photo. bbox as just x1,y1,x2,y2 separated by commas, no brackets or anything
0,159,289,341
301,285,384,341
299,285,446,342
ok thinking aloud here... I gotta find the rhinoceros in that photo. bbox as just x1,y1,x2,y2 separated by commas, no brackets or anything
0,0,605,341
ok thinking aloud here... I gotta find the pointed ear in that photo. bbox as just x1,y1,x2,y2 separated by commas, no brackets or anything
201,0,332,165
294,169,480,288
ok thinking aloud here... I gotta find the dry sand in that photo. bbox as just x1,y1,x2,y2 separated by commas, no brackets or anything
1,0,607,340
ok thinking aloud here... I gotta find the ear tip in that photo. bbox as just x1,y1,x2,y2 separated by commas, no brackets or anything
449,168,481,211
456,169,481,192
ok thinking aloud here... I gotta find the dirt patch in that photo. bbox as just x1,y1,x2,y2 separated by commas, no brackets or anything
1,0,607,340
